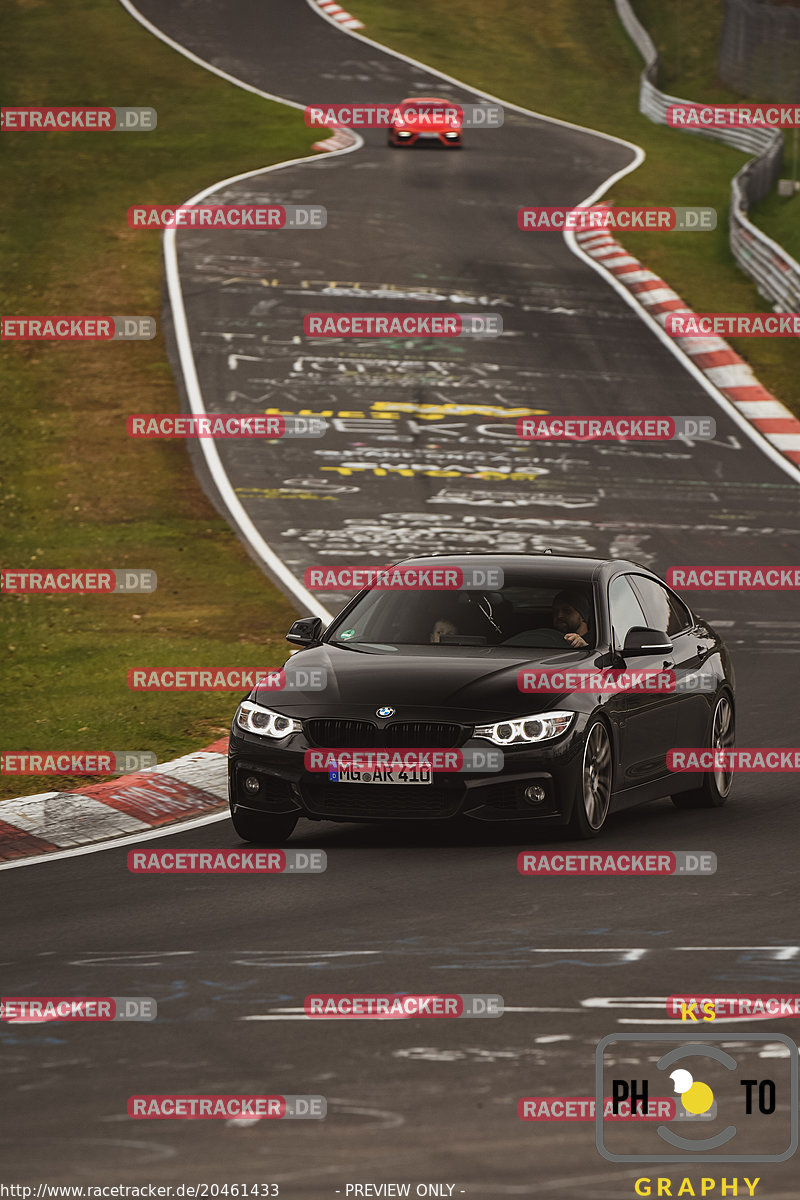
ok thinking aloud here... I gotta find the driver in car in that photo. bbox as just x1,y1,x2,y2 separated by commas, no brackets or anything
552,589,592,649
430,617,458,644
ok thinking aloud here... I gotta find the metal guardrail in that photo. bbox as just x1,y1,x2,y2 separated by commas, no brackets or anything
614,0,800,313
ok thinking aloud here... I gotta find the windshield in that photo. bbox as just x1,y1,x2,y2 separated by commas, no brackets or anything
398,101,460,125
325,577,596,652
401,101,450,112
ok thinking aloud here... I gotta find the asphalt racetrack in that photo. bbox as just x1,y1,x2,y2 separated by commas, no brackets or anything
3,1,800,1195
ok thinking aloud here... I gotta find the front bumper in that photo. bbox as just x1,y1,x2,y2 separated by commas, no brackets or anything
389,130,463,147
228,720,586,824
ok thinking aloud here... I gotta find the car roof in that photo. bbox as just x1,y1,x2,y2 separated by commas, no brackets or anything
400,96,453,105
391,553,652,583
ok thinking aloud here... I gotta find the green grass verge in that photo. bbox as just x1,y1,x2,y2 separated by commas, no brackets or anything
353,0,799,408
0,0,319,800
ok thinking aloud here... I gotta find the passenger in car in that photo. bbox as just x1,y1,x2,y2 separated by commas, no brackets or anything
551,590,593,649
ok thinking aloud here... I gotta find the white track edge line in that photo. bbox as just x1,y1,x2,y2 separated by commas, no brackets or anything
118,0,368,622
568,233,800,484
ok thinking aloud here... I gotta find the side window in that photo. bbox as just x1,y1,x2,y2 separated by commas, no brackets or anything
608,575,648,648
631,576,692,636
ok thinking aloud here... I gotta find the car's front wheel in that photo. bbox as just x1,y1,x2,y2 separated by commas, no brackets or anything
230,805,298,844
671,691,735,809
568,719,614,839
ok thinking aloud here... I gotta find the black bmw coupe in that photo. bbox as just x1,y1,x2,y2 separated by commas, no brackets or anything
228,554,735,841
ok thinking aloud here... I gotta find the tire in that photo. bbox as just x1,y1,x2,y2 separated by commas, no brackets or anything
569,719,614,839
230,805,298,844
671,691,735,809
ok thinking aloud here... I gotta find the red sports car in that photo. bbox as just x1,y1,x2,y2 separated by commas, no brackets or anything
388,96,463,148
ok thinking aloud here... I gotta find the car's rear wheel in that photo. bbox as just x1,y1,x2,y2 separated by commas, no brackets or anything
569,719,613,839
230,805,298,844
671,691,735,809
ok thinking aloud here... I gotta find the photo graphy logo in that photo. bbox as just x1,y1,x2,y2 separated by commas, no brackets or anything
595,1033,798,1163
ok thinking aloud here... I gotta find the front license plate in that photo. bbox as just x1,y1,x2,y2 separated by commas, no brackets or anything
333,767,432,785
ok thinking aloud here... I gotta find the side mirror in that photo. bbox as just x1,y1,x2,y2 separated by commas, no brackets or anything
286,616,324,647
622,626,673,656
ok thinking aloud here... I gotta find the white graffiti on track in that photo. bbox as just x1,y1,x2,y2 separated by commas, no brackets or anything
427,488,599,508
281,513,597,556
289,355,499,377
313,287,512,306
313,448,550,481
279,512,800,559
281,478,361,494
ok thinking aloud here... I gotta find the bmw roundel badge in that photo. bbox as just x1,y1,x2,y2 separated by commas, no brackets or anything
376,706,395,718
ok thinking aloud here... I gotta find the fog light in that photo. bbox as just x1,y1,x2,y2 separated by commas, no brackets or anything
244,775,261,794
524,784,546,805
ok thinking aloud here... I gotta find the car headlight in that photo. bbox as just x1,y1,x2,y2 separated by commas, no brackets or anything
473,711,575,745
235,701,301,739
444,131,460,138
